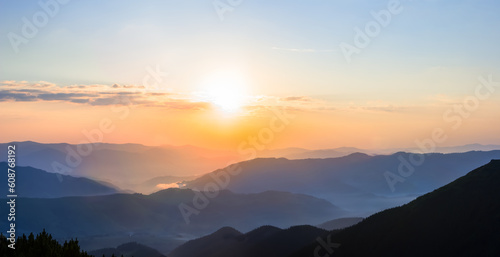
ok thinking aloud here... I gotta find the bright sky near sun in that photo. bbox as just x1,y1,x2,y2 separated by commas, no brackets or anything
0,0,500,150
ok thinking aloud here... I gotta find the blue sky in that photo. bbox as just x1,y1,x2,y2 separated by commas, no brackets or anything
1,0,499,98
1,0,500,148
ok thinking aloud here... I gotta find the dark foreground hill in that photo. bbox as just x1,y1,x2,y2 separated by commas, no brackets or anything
316,217,363,230
89,242,166,257
169,225,329,257
0,189,343,254
291,159,500,257
0,162,118,197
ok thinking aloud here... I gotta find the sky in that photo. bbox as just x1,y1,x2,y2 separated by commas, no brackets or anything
1,0,500,150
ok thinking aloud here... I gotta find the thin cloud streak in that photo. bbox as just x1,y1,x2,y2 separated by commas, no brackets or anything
271,47,337,53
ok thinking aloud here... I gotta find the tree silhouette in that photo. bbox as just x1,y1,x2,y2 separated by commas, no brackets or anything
0,229,128,257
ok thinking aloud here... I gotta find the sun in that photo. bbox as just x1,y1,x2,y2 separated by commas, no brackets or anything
199,71,248,113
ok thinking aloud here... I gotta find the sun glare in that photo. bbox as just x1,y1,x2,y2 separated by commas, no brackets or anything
199,71,248,113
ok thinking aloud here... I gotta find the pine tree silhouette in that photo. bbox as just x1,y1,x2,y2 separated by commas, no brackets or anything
0,229,95,257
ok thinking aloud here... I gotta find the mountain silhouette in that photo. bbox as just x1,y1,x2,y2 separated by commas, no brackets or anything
185,151,500,215
0,188,343,254
0,162,118,198
89,242,166,257
316,217,363,230
169,225,329,257
0,141,238,192
291,159,500,257
257,144,500,159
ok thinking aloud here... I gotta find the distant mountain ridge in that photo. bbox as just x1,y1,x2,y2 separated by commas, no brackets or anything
258,144,500,159
2,141,499,195
0,141,239,193
185,150,500,215
0,162,118,198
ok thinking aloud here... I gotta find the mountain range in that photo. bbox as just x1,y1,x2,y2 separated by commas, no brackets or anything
2,141,499,195
0,188,343,254
2,141,499,256
258,144,500,159
169,159,500,257
0,141,238,192
0,162,118,198
169,225,329,257
291,159,500,256
185,150,500,215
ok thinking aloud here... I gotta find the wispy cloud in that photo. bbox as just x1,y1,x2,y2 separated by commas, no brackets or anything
0,81,421,114
280,96,312,102
38,92,98,101
0,81,208,110
271,47,337,53
0,91,38,102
